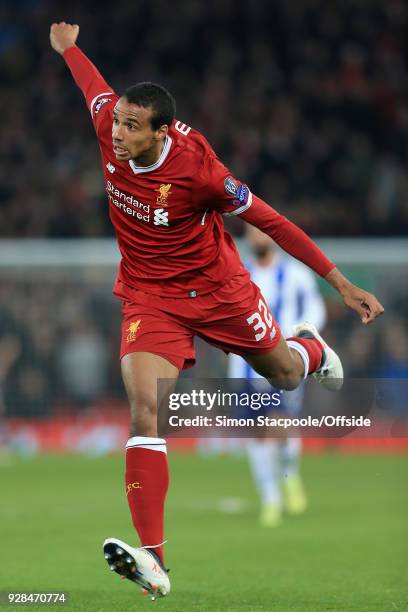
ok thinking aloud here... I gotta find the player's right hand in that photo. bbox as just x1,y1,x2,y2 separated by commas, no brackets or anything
50,22,79,55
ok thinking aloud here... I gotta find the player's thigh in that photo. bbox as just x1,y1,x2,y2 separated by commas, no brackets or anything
121,351,179,414
120,297,191,415
194,275,282,358
242,334,297,379
120,296,196,371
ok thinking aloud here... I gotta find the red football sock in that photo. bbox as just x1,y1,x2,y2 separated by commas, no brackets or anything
125,437,169,564
286,337,324,376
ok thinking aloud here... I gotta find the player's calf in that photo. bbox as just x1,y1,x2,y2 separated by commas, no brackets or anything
244,337,305,390
268,365,303,391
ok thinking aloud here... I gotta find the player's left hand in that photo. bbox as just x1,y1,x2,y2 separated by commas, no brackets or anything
341,285,384,324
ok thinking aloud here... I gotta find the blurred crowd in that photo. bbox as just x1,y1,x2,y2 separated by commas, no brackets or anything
2,0,408,237
0,274,122,417
0,269,407,418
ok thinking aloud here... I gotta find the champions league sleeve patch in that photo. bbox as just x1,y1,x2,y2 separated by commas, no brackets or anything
224,177,239,197
90,91,114,118
95,97,112,114
236,184,248,204
223,176,252,215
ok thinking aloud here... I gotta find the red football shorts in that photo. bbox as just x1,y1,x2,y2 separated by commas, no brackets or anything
119,272,281,370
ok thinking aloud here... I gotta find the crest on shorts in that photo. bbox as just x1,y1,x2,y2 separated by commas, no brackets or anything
155,183,172,206
126,320,141,342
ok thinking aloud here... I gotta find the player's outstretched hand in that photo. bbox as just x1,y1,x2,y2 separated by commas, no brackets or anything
50,22,79,55
325,267,384,324
342,285,384,325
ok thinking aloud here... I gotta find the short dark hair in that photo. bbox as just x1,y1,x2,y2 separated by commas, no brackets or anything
123,82,176,130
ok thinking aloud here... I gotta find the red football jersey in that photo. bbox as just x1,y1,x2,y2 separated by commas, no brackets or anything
63,47,335,299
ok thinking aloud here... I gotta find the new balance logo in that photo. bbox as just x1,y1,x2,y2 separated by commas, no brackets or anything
152,563,163,575
154,208,169,226
106,162,116,173
174,120,191,136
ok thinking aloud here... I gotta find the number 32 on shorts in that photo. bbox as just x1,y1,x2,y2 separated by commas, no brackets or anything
246,299,275,341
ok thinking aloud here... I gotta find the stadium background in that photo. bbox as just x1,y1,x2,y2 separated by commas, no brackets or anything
0,2,407,610
1,0,408,423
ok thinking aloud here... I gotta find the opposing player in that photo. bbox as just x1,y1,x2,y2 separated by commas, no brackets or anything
229,226,327,526
49,23,384,600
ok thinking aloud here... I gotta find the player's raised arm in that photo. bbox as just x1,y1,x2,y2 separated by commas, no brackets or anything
50,22,116,116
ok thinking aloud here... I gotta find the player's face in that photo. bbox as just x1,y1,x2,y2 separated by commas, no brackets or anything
112,98,168,163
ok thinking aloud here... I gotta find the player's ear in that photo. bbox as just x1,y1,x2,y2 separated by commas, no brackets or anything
155,124,168,141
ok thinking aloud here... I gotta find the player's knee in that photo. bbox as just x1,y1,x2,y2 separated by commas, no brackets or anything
129,409,157,437
272,365,302,391
279,377,302,391
128,390,158,437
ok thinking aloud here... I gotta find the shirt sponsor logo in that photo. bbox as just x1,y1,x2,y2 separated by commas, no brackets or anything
106,180,151,222
154,208,169,226
95,97,111,113
105,180,171,227
155,183,172,206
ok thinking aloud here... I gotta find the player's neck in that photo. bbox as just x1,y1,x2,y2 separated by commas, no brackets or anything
132,139,165,168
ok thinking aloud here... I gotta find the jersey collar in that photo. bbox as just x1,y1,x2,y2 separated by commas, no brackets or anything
128,135,172,174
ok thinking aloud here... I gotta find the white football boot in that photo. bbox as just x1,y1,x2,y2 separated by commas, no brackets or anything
103,537,170,600
293,322,344,391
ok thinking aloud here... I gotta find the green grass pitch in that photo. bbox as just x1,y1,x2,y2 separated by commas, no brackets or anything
1,451,407,611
